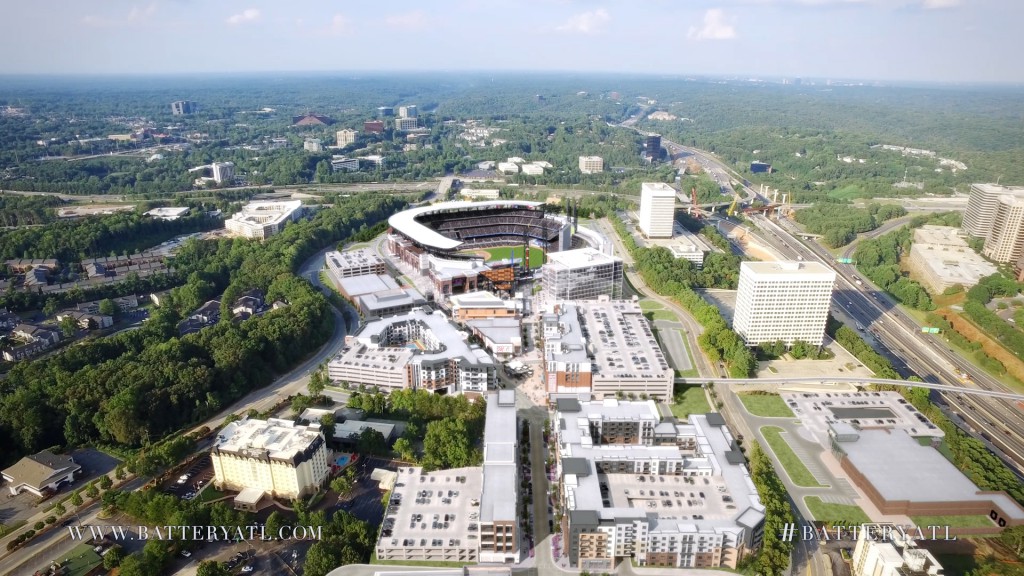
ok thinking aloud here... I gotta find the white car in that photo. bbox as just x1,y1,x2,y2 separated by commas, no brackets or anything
241,566,254,573
180,550,191,558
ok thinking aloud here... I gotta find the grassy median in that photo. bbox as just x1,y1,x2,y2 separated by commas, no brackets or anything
760,426,826,488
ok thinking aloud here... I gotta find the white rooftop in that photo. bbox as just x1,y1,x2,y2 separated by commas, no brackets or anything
641,182,677,197
388,200,545,251
338,274,400,297
740,260,836,280
545,248,621,270
214,418,323,461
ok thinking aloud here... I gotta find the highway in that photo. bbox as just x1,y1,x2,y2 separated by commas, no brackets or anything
750,212,1024,477
676,376,1024,401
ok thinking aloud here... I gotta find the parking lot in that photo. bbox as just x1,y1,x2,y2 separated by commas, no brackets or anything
162,455,214,501
333,456,402,526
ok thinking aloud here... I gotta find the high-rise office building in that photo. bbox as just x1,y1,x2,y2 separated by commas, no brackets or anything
733,261,836,346
962,183,1024,238
983,195,1024,263
542,248,623,301
377,106,394,117
398,105,418,118
639,182,677,238
336,129,357,147
395,117,418,131
211,161,235,184
644,134,662,160
171,100,196,115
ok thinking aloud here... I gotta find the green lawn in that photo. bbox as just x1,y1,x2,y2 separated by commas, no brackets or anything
198,486,228,504
761,426,826,488
639,299,665,311
910,515,995,529
671,385,711,419
804,496,870,525
738,393,795,418
62,543,104,576
476,246,546,269
650,310,678,321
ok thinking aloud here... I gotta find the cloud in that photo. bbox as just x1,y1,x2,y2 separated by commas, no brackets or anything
226,8,261,25
556,8,611,34
314,13,352,36
688,9,736,41
83,2,158,27
385,10,429,30
921,0,960,8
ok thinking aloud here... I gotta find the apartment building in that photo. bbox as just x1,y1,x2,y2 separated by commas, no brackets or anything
554,399,764,571
336,129,357,147
639,183,677,238
542,248,623,301
211,418,329,501
376,391,520,564
579,156,604,174
543,298,673,401
733,261,835,346
327,308,496,394
225,200,305,239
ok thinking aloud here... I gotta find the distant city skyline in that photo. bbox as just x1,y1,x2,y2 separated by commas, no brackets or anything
3,0,1021,84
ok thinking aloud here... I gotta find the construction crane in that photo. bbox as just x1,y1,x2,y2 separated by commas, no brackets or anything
726,193,741,217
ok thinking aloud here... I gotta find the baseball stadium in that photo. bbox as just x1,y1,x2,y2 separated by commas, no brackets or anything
386,200,575,297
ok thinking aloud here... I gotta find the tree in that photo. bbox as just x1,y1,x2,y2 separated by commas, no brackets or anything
291,393,313,416
59,315,77,337
304,541,341,576
71,491,83,507
1001,525,1024,559
103,547,126,569
43,298,60,317
319,413,336,430
54,503,66,517
99,475,113,489
115,464,126,480
196,560,232,576
86,483,99,499
422,417,474,471
308,370,326,398
330,475,353,496
98,298,119,317
357,428,389,456
393,437,416,462
264,511,288,541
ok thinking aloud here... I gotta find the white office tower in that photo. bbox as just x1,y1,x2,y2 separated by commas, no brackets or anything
211,161,235,183
962,183,1024,238
733,261,836,346
639,183,677,238
983,195,1024,263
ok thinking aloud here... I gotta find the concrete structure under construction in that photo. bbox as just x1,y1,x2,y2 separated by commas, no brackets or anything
542,248,623,301
907,225,997,293
225,200,305,239
327,307,495,394
543,297,673,401
376,391,521,564
554,399,765,571
639,183,677,238
733,261,835,346
211,418,329,501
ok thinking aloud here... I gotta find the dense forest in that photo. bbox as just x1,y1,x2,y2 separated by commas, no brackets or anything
0,193,405,465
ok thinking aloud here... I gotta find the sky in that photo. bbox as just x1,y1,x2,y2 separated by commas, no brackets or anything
3,0,1021,83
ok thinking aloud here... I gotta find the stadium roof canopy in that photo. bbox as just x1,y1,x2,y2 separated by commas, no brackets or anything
388,200,545,252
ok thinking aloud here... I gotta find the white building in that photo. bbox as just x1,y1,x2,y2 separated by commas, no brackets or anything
2,450,81,497
851,525,943,576
327,308,496,394
543,248,624,301
962,183,1024,238
336,129,357,147
211,418,330,501
395,117,418,131
211,161,235,184
331,156,359,172
983,195,1024,263
497,162,519,174
554,400,764,570
398,105,418,118
144,207,191,221
908,225,997,293
304,138,323,152
733,261,836,346
639,183,677,238
225,200,305,239
522,163,545,176
579,156,604,174
460,189,501,200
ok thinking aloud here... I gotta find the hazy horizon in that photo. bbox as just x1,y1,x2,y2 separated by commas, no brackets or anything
4,0,1022,84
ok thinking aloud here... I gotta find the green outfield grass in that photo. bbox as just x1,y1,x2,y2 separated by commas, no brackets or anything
479,245,546,269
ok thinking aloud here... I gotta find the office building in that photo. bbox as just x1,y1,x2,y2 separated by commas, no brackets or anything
225,200,305,239
749,162,772,173
908,226,997,293
398,105,418,118
336,129,357,147
171,100,196,115
331,156,359,172
358,287,429,319
144,207,191,221
377,106,394,117
639,183,677,238
497,162,519,174
851,525,943,576
2,450,81,497
665,231,708,268
448,291,520,322
211,418,329,501
543,298,673,400
554,400,764,570
377,391,520,564
733,261,835,346
983,195,1024,263
364,120,385,134
327,308,496,394
304,139,323,153
644,134,662,160
579,156,604,174
542,248,623,301
395,117,418,131
522,163,545,176
211,161,235,184
962,183,1024,238
325,249,386,280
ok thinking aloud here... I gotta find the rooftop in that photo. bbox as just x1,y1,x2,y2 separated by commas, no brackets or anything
226,200,303,229
481,391,518,523
545,248,622,271
740,260,836,280
383,466,483,551
360,288,428,313
337,274,400,297
326,249,384,270
341,308,494,369
579,299,672,381
449,291,519,311
641,182,677,197
214,418,324,462
466,317,522,347
913,225,969,247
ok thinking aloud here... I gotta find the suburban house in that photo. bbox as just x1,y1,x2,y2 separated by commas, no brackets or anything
231,289,265,320
56,310,114,330
3,323,62,362
177,299,221,335
2,450,82,497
